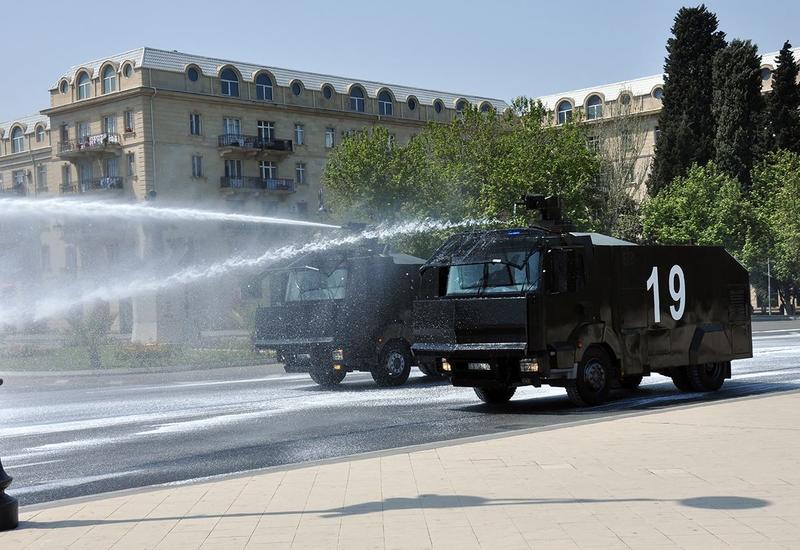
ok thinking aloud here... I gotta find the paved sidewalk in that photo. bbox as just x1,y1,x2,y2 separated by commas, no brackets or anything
3,391,800,549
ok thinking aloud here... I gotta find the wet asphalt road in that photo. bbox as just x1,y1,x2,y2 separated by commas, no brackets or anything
1,321,798,506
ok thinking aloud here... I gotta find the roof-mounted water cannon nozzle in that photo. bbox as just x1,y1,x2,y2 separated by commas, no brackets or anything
517,193,575,233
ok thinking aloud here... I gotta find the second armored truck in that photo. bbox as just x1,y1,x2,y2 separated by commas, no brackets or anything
255,241,430,387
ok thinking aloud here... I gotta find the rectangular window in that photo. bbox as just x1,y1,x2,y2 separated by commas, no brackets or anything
295,162,306,184
12,170,25,191
127,153,136,176
257,121,274,142
105,157,118,178
37,165,47,190
62,165,71,188
78,122,90,141
259,161,277,180
294,124,304,145
79,163,92,185
587,135,600,153
224,159,242,178
124,110,135,133
325,127,335,148
223,117,240,136
192,155,203,177
190,113,202,136
60,124,69,143
102,115,117,135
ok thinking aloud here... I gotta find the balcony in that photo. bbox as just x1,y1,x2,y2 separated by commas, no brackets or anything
61,176,124,194
220,176,295,193
217,134,293,158
59,133,122,158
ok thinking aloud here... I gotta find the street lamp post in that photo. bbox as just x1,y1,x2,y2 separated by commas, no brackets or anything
0,379,19,531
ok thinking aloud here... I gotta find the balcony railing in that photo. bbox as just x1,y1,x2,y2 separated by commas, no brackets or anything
59,133,122,154
220,176,295,193
217,134,293,152
61,177,124,193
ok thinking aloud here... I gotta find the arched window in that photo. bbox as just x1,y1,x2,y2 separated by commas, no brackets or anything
480,103,492,113
291,81,302,96
760,68,772,81
378,90,393,116
35,125,45,143
350,87,365,112
619,93,632,106
77,72,91,100
11,127,24,153
59,80,68,94
557,100,573,124
220,68,239,97
123,63,133,78
456,100,468,114
322,84,334,100
586,95,602,120
187,67,199,82
652,87,664,100
434,100,443,114
407,97,417,111
256,73,273,100
102,66,117,94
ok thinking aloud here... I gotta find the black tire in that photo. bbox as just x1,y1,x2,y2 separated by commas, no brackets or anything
670,367,695,392
567,347,612,406
619,373,644,390
372,340,412,387
474,386,516,404
309,366,346,387
687,362,727,392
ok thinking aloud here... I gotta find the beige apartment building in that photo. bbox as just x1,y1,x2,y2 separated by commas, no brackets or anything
0,47,507,341
534,46,798,196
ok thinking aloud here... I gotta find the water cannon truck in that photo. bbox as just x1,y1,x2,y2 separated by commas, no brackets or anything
254,234,433,387
413,194,753,406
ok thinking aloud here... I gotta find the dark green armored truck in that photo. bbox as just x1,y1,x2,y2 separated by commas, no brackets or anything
254,241,431,387
412,199,753,406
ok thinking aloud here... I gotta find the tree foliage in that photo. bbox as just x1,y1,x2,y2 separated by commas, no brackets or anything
766,41,800,154
649,5,726,196
323,101,601,230
712,39,764,189
641,162,749,255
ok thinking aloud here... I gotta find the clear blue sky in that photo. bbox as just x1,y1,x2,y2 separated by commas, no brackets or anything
1,0,797,121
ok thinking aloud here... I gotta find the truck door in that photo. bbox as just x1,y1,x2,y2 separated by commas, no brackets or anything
542,247,592,354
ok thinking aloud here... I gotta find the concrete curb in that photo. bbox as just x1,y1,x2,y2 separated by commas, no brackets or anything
19,387,800,513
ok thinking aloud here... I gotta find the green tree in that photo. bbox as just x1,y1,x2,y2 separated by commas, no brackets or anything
649,5,726,196
749,151,800,313
65,302,115,369
712,39,764,189
641,162,750,255
765,41,800,154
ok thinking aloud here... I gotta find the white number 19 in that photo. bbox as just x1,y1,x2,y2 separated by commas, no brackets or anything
646,265,686,323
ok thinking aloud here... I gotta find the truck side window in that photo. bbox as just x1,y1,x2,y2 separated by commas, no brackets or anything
546,248,585,293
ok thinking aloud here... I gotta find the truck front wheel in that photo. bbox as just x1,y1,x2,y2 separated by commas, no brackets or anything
372,340,412,387
670,367,695,392
687,362,727,392
309,366,346,387
474,386,516,405
567,347,612,406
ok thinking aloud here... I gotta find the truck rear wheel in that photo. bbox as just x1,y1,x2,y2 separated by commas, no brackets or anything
474,386,516,404
688,362,727,392
309,366,346,387
670,367,695,392
372,340,412,387
567,347,612,406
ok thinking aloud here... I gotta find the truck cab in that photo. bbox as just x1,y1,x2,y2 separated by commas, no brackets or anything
413,223,752,406
254,242,428,387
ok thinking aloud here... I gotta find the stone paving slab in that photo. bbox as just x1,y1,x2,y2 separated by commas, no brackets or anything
2,391,800,549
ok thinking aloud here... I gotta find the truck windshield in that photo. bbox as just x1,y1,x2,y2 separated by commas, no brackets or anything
285,268,347,301
445,250,540,295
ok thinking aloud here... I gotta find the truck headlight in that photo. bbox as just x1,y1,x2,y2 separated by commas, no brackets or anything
441,359,452,372
332,349,344,361
519,359,539,373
